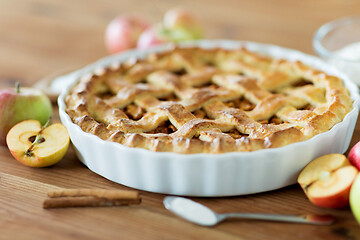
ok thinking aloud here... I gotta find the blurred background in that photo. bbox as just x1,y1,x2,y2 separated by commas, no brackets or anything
1,0,359,88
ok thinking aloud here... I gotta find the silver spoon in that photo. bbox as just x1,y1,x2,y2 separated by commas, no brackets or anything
163,196,335,226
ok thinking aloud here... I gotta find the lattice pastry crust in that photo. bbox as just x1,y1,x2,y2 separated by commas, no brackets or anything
65,47,353,154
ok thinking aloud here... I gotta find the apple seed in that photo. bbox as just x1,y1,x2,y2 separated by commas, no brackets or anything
25,118,51,156
28,135,45,143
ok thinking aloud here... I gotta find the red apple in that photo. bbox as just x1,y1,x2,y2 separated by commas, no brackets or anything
163,7,204,39
0,83,52,146
6,120,70,167
348,141,360,171
137,24,168,49
105,15,150,54
297,153,359,208
137,8,204,50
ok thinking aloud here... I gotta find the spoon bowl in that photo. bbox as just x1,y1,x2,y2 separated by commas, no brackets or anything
163,196,335,226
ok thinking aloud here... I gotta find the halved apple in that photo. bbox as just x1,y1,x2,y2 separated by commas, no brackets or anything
298,153,359,208
6,120,70,167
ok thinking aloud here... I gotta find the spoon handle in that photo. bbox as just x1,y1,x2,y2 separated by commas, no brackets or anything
223,213,335,225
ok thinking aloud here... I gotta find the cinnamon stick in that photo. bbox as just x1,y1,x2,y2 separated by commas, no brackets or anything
43,196,141,209
47,189,139,200
43,189,141,209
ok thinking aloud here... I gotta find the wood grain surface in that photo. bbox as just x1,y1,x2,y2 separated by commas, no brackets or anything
1,0,360,239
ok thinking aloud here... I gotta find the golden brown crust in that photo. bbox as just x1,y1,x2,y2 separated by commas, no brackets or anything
65,47,353,154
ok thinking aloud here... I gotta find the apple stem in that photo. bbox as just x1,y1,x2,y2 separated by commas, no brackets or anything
43,117,52,129
15,82,20,94
25,118,52,157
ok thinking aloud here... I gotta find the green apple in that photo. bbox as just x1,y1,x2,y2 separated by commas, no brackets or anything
163,7,204,39
137,7,204,49
350,173,360,224
0,83,52,145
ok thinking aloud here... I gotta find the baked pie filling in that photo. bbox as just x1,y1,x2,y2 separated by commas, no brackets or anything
65,47,353,154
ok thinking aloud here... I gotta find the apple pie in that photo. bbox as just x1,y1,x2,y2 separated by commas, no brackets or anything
65,47,353,154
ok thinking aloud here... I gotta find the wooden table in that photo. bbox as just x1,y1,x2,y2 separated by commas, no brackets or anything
1,0,360,239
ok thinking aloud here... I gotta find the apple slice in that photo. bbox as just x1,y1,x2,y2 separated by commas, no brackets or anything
298,153,359,208
6,120,70,167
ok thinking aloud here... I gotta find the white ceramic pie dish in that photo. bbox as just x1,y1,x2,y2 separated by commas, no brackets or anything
58,40,360,197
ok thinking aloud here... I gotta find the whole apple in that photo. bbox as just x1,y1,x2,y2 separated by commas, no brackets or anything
348,141,360,171
350,173,360,224
163,7,204,39
137,8,204,49
0,84,52,145
105,15,150,54
137,24,168,49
